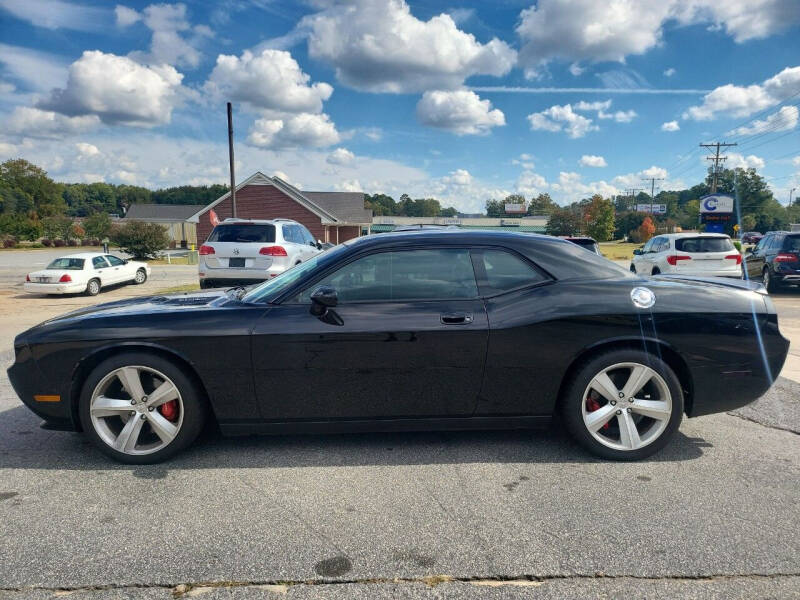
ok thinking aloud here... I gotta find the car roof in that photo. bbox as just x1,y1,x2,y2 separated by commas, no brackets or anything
54,252,117,259
217,218,296,225
660,232,730,238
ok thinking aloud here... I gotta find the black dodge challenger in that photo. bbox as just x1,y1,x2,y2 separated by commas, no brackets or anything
8,230,789,463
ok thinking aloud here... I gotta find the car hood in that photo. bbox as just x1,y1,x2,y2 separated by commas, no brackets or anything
40,289,231,325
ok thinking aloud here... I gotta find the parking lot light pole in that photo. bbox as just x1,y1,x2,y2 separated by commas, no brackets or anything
227,102,237,219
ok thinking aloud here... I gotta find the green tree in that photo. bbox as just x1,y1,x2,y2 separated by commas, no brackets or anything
0,159,65,216
546,207,582,236
83,211,113,239
364,193,397,216
41,215,74,240
110,221,169,259
739,214,757,232
528,193,556,215
485,198,505,217
584,195,615,241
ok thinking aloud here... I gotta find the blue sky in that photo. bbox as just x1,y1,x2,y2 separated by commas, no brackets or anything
0,0,799,212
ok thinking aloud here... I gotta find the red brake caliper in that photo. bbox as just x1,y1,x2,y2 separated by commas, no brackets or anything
158,400,179,422
586,391,610,429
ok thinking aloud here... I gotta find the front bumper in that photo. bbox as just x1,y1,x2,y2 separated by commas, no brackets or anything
7,343,77,430
23,282,86,294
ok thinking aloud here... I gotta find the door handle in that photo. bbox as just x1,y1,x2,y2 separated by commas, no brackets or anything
440,313,473,325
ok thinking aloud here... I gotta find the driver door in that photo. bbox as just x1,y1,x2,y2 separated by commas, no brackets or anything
250,248,489,421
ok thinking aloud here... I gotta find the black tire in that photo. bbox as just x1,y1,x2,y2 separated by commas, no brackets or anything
651,267,660,275
199,280,211,289
85,278,101,296
78,352,206,464
561,349,684,461
629,263,636,273
763,267,779,293
133,268,147,285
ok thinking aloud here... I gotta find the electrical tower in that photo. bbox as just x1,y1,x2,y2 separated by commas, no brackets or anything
700,142,737,193
641,177,664,214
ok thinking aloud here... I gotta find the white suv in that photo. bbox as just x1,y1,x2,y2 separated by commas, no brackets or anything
631,233,742,278
198,218,323,289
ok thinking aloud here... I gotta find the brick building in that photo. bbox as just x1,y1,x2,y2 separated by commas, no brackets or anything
191,172,372,244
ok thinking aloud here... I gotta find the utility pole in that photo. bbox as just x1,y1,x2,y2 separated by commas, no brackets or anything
626,188,642,211
700,142,737,193
641,177,664,214
227,102,237,218
790,187,796,206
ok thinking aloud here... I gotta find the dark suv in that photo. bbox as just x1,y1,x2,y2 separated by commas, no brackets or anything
743,231,800,292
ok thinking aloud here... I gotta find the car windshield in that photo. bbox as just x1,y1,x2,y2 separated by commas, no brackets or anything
675,237,733,253
208,224,276,243
242,243,350,303
46,258,85,270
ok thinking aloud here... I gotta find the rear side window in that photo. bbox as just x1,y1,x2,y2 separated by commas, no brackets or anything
477,249,547,294
675,237,733,253
296,249,478,303
783,236,800,252
208,224,276,243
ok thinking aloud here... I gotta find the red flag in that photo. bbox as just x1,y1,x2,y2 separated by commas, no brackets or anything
209,209,220,227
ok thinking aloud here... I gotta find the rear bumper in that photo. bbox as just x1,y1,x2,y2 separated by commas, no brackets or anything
198,264,287,281
23,282,86,294
670,269,742,278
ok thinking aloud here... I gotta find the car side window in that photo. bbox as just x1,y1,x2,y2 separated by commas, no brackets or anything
754,236,767,253
92,256,109,269
299,225,314,245
294,249,478,303
282,225,296,243
475,249,547,295
105,255,125,266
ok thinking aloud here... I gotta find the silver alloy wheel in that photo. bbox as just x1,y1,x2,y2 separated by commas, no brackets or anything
763,268,770,289
582,362,672,451
134,269,146,283
90,365,184,455
87,279,100,295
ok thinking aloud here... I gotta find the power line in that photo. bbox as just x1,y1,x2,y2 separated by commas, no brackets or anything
641,177,664,212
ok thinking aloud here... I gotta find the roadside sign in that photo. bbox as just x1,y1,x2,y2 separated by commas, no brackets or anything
505,203,527,214
700,194,734,213
635,204,666,214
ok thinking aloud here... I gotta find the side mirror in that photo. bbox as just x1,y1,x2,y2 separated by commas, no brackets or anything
316,239,323,250
633,248,642,256
310,286,343,325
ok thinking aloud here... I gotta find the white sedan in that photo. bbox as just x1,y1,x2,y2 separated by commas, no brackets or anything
24,253,151,296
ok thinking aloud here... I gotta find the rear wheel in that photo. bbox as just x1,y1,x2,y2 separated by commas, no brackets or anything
561,349,683,460
763,267,779,293
78,352,206,464
85,278,100,296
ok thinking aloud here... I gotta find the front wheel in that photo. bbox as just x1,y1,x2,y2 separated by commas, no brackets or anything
133,268,147,285
629,263,636,273
561,349,683,460
78,352,206,464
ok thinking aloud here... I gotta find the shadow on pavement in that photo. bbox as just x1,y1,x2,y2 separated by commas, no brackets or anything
0,403,711,474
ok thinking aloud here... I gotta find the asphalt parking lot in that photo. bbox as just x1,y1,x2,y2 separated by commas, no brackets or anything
0,253,798,599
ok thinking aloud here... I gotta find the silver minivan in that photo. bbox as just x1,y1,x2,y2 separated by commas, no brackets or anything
198,218,323,288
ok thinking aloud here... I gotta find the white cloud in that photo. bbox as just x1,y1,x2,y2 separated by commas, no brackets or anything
4,107,100,139
246,113,340,149
661,120,680,131
300,0,516,92
725,153,766,169
0,141,18,156
0,0,108,31
75,142,99,157
579,155,607,167
37,51,184,127
516,170,547,197
334,179,363,192
569,62,584,76
551,171,618,200
516,0,800,75
599,108,637,122
441,169,473,186
684,65,800,120
793,156,800,167
205,49,333,114
115,4,140,27
129,3,209,69
0,43,68,92
728,105,798,136
664,67,676,77
574,100,611,112
416,90,505,135
573,99,636,122
326,147,355,166
512,155,535,169
527,104,598,138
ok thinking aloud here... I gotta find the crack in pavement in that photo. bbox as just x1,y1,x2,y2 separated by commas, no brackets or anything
727,410,800,435
1,572,799,595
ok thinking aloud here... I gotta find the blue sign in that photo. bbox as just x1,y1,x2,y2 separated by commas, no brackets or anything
705,223,725,233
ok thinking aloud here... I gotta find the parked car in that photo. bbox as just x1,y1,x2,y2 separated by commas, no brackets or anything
743,231,800,292
630,233,741,277
24,253,150,296
198,218,323,289
9,231,788,464
741,231,763,244
561,236,601,255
